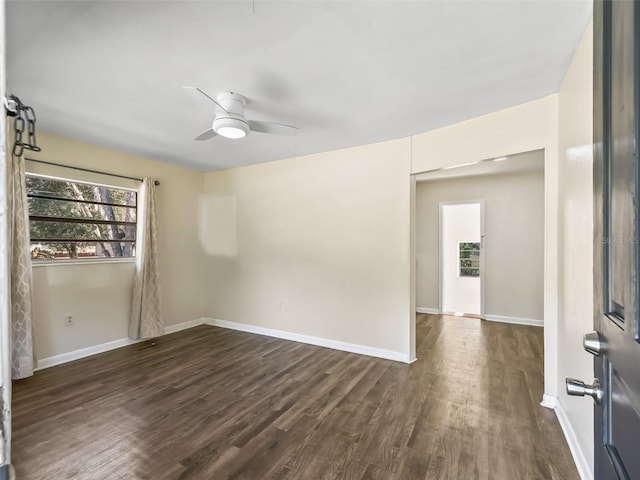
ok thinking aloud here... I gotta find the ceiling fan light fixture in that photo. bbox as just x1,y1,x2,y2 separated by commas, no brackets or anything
213,117,249,139
217,126,247,139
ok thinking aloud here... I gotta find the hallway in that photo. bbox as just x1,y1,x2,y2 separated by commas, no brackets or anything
413,314,577,478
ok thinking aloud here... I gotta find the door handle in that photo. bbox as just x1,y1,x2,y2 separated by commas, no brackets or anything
566,377,603,405
583,331,604,356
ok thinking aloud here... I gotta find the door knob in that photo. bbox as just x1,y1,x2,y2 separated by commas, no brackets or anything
583,331,604,356
566,377,603,405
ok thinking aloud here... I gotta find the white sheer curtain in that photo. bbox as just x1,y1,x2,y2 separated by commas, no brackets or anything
7,125,35,380
129,178,163,339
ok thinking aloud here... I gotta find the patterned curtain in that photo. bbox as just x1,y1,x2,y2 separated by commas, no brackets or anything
7,125,35,379
129,178,163,339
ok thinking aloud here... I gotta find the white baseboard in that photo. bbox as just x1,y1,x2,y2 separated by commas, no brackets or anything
203,318,410,363
415,310,543,327
35,316,411,369
416,307,440,314
484,314,544,327
540,393,558,409
35,337,142,371
554,398,593,480
164,318,206,334
35,318,206,371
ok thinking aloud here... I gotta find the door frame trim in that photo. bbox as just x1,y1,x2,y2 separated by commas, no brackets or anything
438,199,485,319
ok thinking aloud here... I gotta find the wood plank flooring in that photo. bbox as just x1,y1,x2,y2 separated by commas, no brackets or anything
11,314,579,479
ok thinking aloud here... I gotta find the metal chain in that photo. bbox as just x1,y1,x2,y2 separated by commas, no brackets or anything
12,96,24,158
24,106,39,152
7,94,41,158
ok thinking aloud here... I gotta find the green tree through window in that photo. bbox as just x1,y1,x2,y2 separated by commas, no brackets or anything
459,242,480,277
27,174,137,260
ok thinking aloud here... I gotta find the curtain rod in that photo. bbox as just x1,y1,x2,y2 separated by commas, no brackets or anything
25,158,160,186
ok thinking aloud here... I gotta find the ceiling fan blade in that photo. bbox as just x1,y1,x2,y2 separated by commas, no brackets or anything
194,128,217,141
182,86,229,114
248,120,298,136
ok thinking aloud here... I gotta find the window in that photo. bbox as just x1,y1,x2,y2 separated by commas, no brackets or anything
26,174,137,261
459,242,480,277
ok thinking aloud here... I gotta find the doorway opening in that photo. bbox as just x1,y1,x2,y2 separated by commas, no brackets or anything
411,149,546,363
440,201,484,319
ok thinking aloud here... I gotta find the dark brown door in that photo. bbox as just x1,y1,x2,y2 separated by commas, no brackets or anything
590,0,640,478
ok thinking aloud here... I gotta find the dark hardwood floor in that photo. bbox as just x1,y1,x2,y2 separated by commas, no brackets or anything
11,314,578,479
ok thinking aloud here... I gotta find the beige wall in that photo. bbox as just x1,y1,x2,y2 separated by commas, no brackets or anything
417,171,545,321
557,19,594,477
411,95,558,173
201,138,413,358
27,133,207,360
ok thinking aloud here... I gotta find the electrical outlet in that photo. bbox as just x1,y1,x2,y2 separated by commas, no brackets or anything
64,314,73,326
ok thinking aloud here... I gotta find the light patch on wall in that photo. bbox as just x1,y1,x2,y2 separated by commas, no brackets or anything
566,144,593,164
199,196,238,257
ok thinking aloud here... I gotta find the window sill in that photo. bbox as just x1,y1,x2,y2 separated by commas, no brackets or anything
31,257,136,267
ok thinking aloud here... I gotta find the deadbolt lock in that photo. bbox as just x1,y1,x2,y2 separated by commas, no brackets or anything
583,331,604,356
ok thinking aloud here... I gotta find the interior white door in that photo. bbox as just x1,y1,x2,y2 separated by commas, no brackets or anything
440,202,482,316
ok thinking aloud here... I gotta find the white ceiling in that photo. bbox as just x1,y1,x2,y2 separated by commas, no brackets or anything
6,1,591,172
415,149,544,183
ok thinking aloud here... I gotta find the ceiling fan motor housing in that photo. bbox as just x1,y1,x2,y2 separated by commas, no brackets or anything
212,92,249,138
217,92,246,115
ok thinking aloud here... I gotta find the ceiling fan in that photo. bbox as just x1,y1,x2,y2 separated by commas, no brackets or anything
183,86,299,140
